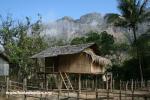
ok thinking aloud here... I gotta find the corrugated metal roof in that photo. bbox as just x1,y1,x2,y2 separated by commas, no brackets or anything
31,43,95,58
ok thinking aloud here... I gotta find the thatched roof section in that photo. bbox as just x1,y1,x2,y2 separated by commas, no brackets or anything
83,48,112,67
31,43,95,58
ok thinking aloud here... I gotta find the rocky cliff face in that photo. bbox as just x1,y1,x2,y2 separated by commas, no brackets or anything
42,12,149,42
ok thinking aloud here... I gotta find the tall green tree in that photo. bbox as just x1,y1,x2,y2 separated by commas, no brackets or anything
0,15,17,50
0,15,48,80
71,31,115,55
105,0,150,82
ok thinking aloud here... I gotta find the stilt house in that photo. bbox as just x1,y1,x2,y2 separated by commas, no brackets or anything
31,43,111,89
31,43,111,74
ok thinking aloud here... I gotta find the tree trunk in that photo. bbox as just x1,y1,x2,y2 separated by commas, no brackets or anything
132,26,143,84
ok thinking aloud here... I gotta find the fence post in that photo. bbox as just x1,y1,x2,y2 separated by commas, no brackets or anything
134,81,136,90
77,90,80,100
23,78,27,91
23,78,27,100
126,81,128,91
58,89,60,100
95,75,98,100
107,87,110,100
131,79,134,100
119,80,122,100
6,77,9,99
46,79,48,91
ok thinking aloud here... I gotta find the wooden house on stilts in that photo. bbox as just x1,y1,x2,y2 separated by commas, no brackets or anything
31,43,112,90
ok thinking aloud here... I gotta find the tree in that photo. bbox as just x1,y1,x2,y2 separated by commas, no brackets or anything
136,34,150,80
71,31,115,55
0,15,48,81
0,15,17,50
99,31,115,55
105,0,150,82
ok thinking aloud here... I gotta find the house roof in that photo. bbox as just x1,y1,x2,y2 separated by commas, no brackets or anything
31,43,96,58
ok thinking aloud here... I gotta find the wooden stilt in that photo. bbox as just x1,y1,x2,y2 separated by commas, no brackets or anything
57,73,62,92
78,74,81,92
95,75,98,100
106,73,108,90
110,73,112,92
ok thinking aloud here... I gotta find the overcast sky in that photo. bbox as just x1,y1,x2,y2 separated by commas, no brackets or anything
0,0,118,22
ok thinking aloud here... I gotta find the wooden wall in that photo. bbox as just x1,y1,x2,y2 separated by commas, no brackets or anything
91,62,105,74
58,53,91,73
58,53,104,74
44,49,105,74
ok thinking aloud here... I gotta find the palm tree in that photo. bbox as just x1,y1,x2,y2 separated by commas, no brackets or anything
105,0,150,83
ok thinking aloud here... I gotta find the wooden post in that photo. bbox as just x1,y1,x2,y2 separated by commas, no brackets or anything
46,79,48,91
96,91,98,100
113,79,115,90
110,73,112,92
23,78,27,91
78,74,81,92
23,78,27,100
95,75,98,100
6,77,9,99
125,81,127,100
86,77,88,99
58,89,60,100
131,79,134,100
77,74,81,100
106,73,108,90
119,80,122,100
57,73,62,93
126,81,128,90
77,90,80,100
92,79,94,90
107,87,109,100
86,77,87,89
131,79,133,91
134,81,136,90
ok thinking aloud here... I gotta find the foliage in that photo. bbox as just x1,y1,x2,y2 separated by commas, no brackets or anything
99,31,115,55
111,34,150,80
0,15,48,81
105,0,150,81
71,37,86,45
71,31,115,55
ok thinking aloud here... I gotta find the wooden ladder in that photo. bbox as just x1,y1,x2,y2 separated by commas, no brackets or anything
59,72,74,90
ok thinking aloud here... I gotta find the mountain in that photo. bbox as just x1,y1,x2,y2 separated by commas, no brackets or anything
42,12,147,42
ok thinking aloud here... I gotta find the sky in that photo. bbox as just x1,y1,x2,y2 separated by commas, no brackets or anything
0,0,118,22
